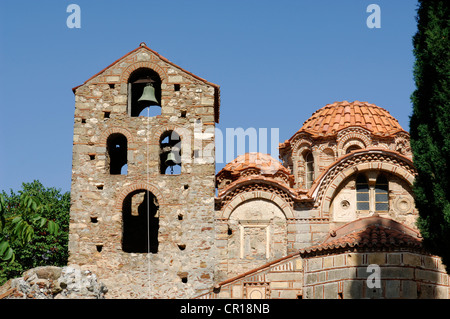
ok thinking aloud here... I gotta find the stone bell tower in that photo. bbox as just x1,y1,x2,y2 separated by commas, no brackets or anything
68,43,220,298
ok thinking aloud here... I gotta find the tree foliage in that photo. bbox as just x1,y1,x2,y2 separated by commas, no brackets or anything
0,180,70,285
410,0,450,272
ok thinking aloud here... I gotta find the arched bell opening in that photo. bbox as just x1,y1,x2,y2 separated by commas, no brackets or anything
122,189,159,254
159,130,182,175
106,133,128,175
128,68,162,117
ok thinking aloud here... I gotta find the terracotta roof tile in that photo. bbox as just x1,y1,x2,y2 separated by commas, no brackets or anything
300,217,423,255
299,101,408,137
219,153,289,175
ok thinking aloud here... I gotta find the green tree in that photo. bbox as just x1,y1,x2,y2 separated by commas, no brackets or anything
0,180,70,285
410,0,450,272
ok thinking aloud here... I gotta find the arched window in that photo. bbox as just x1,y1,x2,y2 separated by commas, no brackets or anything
304,152,314,188
356,175,370,210
107,133,127,175
375,175,389,212
128,68,162,117
122,190,159,253
160,131,181,175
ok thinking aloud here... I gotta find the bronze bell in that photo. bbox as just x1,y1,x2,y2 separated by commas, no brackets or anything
165,151,177,167
138,83,158,106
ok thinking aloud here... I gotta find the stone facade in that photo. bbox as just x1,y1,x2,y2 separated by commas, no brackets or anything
199,217,449,299
69,43,219,298
69,45,449,299
302,251,448,299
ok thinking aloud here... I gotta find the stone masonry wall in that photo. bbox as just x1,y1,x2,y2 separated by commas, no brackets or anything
303,251,450,299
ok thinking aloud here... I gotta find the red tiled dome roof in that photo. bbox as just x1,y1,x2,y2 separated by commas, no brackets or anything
220,153,289,175
216,153,295,193
299,101,405,137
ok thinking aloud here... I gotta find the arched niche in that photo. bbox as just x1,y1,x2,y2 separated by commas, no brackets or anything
227,198,287,261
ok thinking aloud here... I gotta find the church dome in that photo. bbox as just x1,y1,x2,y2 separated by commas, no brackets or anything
221,153,289,175
299,101,406,137
216,153,294,190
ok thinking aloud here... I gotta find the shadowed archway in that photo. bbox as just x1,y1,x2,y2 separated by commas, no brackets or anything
122,190,159,253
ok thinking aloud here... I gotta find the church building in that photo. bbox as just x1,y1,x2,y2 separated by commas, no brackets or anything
69,44,449,299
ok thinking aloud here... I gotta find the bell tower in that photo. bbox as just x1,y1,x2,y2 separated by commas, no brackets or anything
68,43,220,298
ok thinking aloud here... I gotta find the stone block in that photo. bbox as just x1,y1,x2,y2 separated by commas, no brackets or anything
318,271,327,283
307,258,323,271
385,280,400,298
368,252,386,265
106,76,120,82
423,256,436,270
382,267,414,279
305,273,318,285
295,233,311,243
323,282,338,299
323,256,333,268
292,281,303,289
270,282,289,289
403,253,421,267
401,280,417,299
113,95,127,104
386,253,401,265
328,268,356,281
343,279,363,299
415,269,438,283
347,253,363,266
168,75,183,83
334,254,345,267
314,285,323,299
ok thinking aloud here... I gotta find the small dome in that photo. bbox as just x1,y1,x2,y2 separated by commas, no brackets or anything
299,101,405,137
216,152,294,191
221,153,289,175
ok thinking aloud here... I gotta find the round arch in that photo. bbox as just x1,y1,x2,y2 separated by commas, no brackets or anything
120,62,167,84
221,190,295,220
99,127,134,146
115,182,166,211
314,151,416,214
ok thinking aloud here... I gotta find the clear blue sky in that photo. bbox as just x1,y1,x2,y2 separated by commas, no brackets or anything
0,0,419,193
